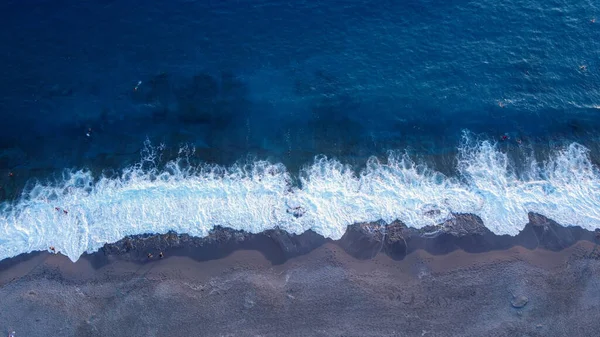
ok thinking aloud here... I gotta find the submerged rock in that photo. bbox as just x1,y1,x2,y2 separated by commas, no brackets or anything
442,214,488,236
511,295,529,308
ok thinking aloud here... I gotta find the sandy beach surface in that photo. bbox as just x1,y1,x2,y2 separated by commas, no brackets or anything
1,218,600,337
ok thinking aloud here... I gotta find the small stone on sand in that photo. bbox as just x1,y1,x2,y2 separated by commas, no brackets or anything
511,295,529,308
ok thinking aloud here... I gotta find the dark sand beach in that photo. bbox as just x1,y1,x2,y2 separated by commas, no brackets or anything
1,214,599,337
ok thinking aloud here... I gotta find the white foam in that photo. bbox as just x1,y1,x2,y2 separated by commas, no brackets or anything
2,135,600,262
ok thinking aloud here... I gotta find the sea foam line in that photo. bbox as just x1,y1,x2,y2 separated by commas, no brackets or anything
1,135,600,262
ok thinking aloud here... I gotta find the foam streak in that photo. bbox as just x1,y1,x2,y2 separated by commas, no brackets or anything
2,136,600,262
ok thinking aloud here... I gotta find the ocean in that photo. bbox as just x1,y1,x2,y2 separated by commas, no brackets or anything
1,0,600,262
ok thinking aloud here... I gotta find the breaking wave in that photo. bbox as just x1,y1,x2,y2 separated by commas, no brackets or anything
1,133,599,262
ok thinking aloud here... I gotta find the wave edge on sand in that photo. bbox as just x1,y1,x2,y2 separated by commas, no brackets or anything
2,133,600,262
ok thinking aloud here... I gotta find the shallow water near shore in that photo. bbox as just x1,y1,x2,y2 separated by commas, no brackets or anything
2,135,600,262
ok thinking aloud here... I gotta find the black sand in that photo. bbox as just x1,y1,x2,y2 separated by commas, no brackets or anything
1,213,600,337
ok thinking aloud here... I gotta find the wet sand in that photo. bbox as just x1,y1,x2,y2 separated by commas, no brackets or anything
1,215,600,337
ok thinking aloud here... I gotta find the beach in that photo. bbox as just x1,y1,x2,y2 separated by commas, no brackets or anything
1,215,599,337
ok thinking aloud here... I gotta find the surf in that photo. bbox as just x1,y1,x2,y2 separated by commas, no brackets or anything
1,132,600,262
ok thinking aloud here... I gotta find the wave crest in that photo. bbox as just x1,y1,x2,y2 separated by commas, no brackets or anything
1,135,600,262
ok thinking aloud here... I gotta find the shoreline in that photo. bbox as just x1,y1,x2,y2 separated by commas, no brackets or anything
1,212,598,270
1,213,600,336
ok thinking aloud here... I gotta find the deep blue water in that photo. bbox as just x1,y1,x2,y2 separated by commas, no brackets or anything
1,0,600,181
